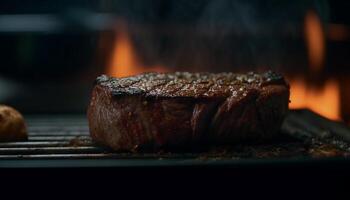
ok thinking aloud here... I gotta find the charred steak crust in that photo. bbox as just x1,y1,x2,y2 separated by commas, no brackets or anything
88,71,290,151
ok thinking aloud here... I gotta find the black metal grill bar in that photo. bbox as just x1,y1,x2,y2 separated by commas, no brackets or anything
0,153,199,160
28,135,90,141
28,132,87,136
0,141,90,148
28,127,89,133
0,146,105,155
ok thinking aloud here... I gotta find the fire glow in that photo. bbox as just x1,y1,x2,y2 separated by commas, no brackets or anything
106,15,341,121
107,24,167,78
304,10,325,73
289,10,340,121
289,78,340,120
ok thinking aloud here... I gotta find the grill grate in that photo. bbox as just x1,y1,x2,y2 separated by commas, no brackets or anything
0,115,203,161
0,115,108,159
0,110,350,167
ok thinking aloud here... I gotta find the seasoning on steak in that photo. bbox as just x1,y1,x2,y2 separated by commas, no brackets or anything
87,71,290,151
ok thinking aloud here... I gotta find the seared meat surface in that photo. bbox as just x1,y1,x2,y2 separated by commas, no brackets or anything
87,71,290,151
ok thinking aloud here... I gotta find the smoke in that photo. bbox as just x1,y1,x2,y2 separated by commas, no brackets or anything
124,0,329,72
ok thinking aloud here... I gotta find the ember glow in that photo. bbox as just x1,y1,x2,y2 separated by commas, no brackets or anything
288,10,341,121
304,10,325,73
289,78,340,120
328,24,350,41
107,24,167,78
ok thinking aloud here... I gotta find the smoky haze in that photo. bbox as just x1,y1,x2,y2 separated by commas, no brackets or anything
123,0,329,73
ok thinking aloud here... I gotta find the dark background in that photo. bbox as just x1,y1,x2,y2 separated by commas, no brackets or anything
0,0,349,116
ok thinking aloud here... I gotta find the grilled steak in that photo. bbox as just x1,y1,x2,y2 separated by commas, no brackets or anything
87,71,290,151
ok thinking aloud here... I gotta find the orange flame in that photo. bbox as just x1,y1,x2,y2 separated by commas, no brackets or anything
107,23,167,78
289,78,340,120
295,11,340,120
304,10,325,73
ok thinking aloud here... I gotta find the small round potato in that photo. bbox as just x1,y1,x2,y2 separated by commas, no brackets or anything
0,105,27,141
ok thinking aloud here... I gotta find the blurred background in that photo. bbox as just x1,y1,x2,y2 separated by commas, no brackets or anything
0,0,349,123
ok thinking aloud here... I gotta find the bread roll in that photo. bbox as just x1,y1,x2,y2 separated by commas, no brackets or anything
0,105,27,141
